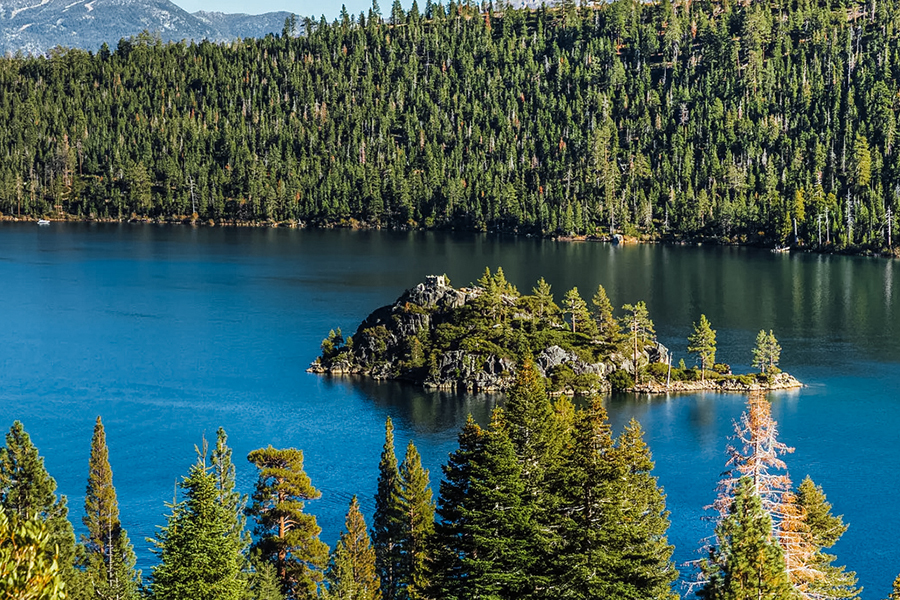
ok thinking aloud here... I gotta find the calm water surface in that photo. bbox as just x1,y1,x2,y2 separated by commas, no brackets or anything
0,223,897,597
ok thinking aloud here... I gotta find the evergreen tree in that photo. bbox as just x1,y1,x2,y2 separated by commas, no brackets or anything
687,314,717,381
395,441,434,600
372,418,402,600
886,575,900,600
793,476,860,599
0,421,81,597
752,330,781,374
246,447,329,600
244,559,285,600
324,497,380,600
211,427,250,550
562,287,595,336
431,417,484,599
605,420,678,599
531,277,558,323
149,461,246,600
700,478,793,600
501,359,566,597
559,402,676,599
621,302,655,384
0,507,65,600
81,416,139,600
590,284,618,343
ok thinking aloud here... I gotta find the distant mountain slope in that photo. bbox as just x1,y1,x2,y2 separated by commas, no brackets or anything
192,10,291,40
0,0,292,55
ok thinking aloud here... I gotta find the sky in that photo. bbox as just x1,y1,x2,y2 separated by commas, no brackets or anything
176,0,398,17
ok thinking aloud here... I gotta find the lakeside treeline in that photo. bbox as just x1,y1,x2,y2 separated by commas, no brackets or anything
2,0,900,250
1,367,890,599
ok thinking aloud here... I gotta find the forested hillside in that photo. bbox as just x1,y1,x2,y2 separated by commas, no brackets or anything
1,0,899,249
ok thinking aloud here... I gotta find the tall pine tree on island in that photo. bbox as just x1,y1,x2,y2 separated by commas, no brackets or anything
323,496,380,600
687,315,717,381
149,460,246,600
372,418,402,600
246,446,329,600
0,421,84,598
81,416,140,600
395,440,434,600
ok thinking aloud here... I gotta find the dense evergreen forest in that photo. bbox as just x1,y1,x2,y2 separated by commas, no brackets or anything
2,0,900,250
0,369,888,599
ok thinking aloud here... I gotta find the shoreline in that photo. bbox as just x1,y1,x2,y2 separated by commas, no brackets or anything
307,365,804,397
6,214,895,259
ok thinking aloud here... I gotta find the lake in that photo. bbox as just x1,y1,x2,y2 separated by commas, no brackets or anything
0,222,897,597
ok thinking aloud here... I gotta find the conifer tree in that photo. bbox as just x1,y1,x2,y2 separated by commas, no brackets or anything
246,447,329,600
149,461,246,600
245,559,285,600
531,277,558,323
431,417,484,599
621,302,655,383
324,497,380,600
792,476,860,599
0,421,81,597
562,287,595,336
687,314,717,381
559,402,677,599
886,575,900,600
606,420,678,599
752,330,781,375
395,441,434,600
0,506,65,600
372,418,402,600
590,284,618,343
211,427,250,550
700,478,793,600
81,416,139,600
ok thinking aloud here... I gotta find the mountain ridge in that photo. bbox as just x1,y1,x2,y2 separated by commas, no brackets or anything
0,0,293,55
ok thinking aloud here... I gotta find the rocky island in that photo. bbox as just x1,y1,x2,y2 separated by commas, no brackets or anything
308,270,802,395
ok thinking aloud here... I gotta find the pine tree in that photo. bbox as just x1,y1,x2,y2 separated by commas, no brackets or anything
149,461,247,600
752,330,781,374
687,314,717,381
246,446,329,600
211,427,250,550
606,420,678,599
431,417,484,599
562,287,595,336
0,507,66,600
531,277,558,323
886,575,900,600
245,559,285,600
501,359,566,597
324,497,380,600
590,284,618,343
372,418,402,600
81,416,139,600
792,476,860,599
432,413,537,600
621,302,655,383
559,402,677,599
395,441,434,600
700,478,793,600
0,421,81,597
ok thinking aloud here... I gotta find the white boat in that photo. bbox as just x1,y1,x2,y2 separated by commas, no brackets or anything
37,219,50,225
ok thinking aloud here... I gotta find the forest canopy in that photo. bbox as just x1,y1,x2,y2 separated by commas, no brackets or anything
1,0,899,250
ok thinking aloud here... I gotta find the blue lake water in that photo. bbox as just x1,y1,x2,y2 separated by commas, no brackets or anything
0,222,897,597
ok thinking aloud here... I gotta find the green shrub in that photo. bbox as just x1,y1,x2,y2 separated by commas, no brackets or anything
609,369,634,391
647,362,670,381
713,363,731,375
